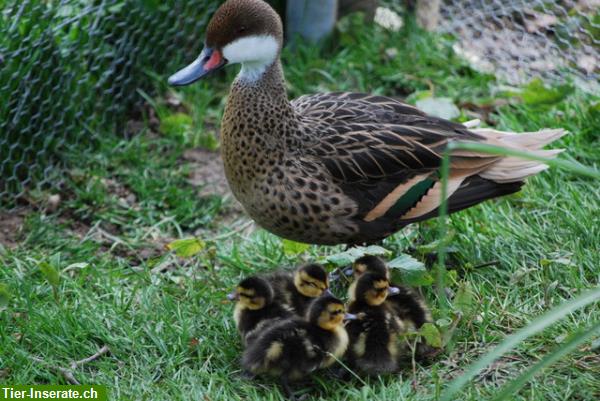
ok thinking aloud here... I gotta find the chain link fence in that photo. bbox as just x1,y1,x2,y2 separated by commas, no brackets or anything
439,0,599,86
0,0,220,207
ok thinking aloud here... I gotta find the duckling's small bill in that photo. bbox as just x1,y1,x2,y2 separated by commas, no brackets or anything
168,47,226,86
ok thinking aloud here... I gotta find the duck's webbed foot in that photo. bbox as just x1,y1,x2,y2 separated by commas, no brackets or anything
280,376,312,401
327,365,352,381
239,369,256,380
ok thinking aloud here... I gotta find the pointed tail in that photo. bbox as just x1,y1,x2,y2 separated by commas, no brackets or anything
471,128,568,183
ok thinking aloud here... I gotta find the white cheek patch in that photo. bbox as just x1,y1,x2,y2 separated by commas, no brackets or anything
222,35,279,82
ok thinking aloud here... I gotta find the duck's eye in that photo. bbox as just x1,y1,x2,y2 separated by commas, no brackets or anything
304,281,318,288
238,26,247,33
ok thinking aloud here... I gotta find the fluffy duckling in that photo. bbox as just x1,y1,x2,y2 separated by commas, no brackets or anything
266,263,329,317
242,293,353,398
228,276,294,346
345,271,404,375
347,255,432,331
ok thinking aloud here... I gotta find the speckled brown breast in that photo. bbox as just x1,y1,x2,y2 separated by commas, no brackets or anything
220,62,359,244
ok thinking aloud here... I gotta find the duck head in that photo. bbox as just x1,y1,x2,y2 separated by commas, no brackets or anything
293,263,329,298
344,255,390,279
228,276,274,310
308,294,355,331
168,0,283,86
350,272,399,306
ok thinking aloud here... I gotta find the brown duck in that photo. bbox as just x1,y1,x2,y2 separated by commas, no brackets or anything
168,0,566,246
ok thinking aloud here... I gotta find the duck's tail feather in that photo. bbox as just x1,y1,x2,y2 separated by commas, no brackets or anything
471,128,567,184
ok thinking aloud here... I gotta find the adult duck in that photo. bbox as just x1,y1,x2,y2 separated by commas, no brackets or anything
168,0,566,246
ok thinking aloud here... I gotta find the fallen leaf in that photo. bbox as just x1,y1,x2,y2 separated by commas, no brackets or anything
166,238,205,258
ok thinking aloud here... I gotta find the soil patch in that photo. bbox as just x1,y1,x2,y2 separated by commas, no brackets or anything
183,148,244,215
0,209,26,249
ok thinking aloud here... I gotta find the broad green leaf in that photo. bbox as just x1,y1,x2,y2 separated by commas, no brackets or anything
388,253,433,286
388,253,425,271
167,238,205,258
492,321,600,401
521,78,573,106
420,323,442,348
416,97,460,120
440,287,600,401
281,239,310,256
454,281,476,315
39,262,60,287
0,284,10,309
326,245,390,266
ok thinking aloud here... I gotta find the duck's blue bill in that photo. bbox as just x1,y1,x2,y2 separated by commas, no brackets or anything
388,286,400,296
344,313,358,321
168,47,226,86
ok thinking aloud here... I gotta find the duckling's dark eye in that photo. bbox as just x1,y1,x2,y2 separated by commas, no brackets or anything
238,26,247,34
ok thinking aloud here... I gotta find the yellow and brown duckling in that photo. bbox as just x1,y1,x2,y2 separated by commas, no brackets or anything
242,293,354,398
348,255,432,331
229,276,294,345
169,0,566,247
265,263,329,317
345,271,404,375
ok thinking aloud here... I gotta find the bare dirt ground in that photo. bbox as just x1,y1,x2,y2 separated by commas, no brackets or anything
0,209,25,249
182,147,244,215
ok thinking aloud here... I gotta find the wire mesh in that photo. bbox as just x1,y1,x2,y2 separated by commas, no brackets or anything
439,0,599,86
0,0,220,207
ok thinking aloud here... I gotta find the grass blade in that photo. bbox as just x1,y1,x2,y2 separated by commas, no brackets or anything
491,321,600,401
440,287,600,401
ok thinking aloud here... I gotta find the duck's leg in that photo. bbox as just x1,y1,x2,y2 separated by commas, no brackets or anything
280,376,297,401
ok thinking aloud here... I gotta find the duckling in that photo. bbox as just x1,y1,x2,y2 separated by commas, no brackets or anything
169,0,566,247
265,263,329,317
228,276,294,345
348,255,432,331
345,271,405,375
242,293,354,398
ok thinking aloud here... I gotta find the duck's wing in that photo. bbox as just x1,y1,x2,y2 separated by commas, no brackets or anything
293,92,565,229
292,92,428,124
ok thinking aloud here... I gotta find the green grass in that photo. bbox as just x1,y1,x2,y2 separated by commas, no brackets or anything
1,15,599,401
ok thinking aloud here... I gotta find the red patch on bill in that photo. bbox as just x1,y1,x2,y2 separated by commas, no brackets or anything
205,50,223,70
